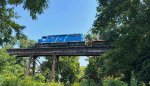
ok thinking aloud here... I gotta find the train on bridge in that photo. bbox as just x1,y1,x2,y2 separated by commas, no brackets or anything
35,34,109,48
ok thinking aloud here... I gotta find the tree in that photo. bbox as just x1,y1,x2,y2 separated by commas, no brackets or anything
43,56,80,83
18,36,36,48
85,56,104,86
0,7,25,47
0,48,15,72
88,0,150,85
16,37,36,67
59,56,80,83
1,0,48,19
0,47,24,78
0,0,48,47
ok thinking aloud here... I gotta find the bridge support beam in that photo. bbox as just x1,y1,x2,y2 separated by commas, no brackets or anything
32,56,37,76
50,55,60,82
25,56,37,78
50,55,56,82
56,56,60,82
25,57,31,78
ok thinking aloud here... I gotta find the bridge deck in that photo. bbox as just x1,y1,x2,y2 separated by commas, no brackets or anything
7,47,110,57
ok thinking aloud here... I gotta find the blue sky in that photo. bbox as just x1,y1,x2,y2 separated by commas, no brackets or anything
14,0,97,66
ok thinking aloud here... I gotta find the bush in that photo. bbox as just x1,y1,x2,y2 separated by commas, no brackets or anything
2,74,19,86
0,74,64,86
0,75,4,85
72,83,80,86
33,74,45,82
103,79,128,86
80,79,97,86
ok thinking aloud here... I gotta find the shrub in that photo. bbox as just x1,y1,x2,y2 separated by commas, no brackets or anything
33,74,45,82
80,79,97,86
72,83,80,86
103,79,128,86
2,74,19,86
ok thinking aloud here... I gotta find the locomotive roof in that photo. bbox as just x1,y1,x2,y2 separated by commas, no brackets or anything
42,33,83,37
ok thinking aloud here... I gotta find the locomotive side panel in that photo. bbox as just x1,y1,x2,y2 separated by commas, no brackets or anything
36,34,85,48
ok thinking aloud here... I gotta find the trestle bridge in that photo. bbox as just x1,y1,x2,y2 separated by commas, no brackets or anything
7,46,111,81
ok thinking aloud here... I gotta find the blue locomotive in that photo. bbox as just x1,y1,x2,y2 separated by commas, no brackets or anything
35,33,107,48
38,34,84,43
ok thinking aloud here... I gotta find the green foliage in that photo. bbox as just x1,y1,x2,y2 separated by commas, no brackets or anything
59,57,80,83
77,66,86,80
130,74,138,86
2,74,24,86
0,75,4,85
43,56,80,83
0,48,24,85
0,6,25,46
33,74,46,82
72,83,80,86
0,0,48,47
88,0,150,85
85,56,103,84
103,79,128,86
18,36,36,48
0,74,136,86
0,48,16,72
23,0,48,19
79,78,128,86
1,75,63,86
15,37,36,69
0,0,49,19
80,79,97,86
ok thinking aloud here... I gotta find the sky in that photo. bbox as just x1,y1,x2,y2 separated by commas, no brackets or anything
14,0,98,66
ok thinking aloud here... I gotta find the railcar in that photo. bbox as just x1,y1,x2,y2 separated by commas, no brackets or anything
35,34,108,48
